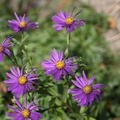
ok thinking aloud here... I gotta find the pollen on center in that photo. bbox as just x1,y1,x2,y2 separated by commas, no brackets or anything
19,21,27,27
65,17,73,24
83,85,92,94
21,109,30,118
56,60,65,69
18,76,27,85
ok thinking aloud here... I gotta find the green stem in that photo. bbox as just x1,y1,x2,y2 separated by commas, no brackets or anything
66,32,71,57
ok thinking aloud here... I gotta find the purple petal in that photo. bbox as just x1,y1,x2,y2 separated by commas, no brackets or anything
15,98,23,110
82,71,87,81
55,26,63,31
75,76,84,87
27,22,39,29
4,43,14,47
22,14,26,21
53,69,63,80
58,10,66,19
30,113,40,120
66,25,75,32
7,105,20,112
27,74,39,78
25,17,31,23
59,51,63,60
14,12,20,22
10,67,19,77
4,48,11,56
88,75,95,85
2,37,12,45
0,52,3,61
71,80,82,88
7,112,20,117
52,24,62,28
52,16,65,24
4,79,17,84
6,73,18,80
31,111,42,118
92,84,104,89
27,101,35,109
68,88,83,94
28,77,39,81
29,105,41,110
17,67,21,76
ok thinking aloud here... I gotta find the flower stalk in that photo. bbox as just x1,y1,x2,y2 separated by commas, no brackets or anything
65,32,71,57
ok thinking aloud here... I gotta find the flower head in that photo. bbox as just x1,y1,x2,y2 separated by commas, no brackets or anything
4,67,39,97
68,71,104,106
52,10,85,32
7,98,42,120
8,12,39,32
41,48,77,80
0,36,13,61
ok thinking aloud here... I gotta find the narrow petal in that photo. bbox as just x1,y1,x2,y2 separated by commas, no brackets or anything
92,84,104,89
71,80,82,88
0,52,3,61
7,105,20,112
88,75,95,85
15,99,23,110
68,88,83,94
58,10,66,19
52,16,65,24
4,48,11,56
4,43,14,47
14,12,20,22
6,73,18,80
2,36,12,45
29,105,40,110
7,112,20,117
31,111,42,118
10,67,19,77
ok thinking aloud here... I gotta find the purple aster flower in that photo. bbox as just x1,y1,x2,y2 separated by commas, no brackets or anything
4,67,39,97
0,36,14,61
7,98,42,120
8,12,39,32
41,48,77,80
68,71,104,106
52,10,85,32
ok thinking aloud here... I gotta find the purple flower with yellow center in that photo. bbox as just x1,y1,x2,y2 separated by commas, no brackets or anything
4,67,39,97
8,12,39,32
68,71,104,106
52,10,85,32
41,48,77,80
0,37,13,61
7,98,42,120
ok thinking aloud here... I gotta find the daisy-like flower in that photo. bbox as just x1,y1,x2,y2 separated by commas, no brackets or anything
8,12,39,32
68,71,104,106
52,10,85,32
41,48,77,80
7,98,42,120
0,36,13,61
4,67,39,97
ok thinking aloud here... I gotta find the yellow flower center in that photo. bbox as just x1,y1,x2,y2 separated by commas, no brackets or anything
56,60,65,69
65,17,73,24
18,76,27,85
0,45,4,52
83,85,92,94
21,109,30,118
19,21,27,27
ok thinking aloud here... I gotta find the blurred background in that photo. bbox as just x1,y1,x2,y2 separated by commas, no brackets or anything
0,0,120,120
